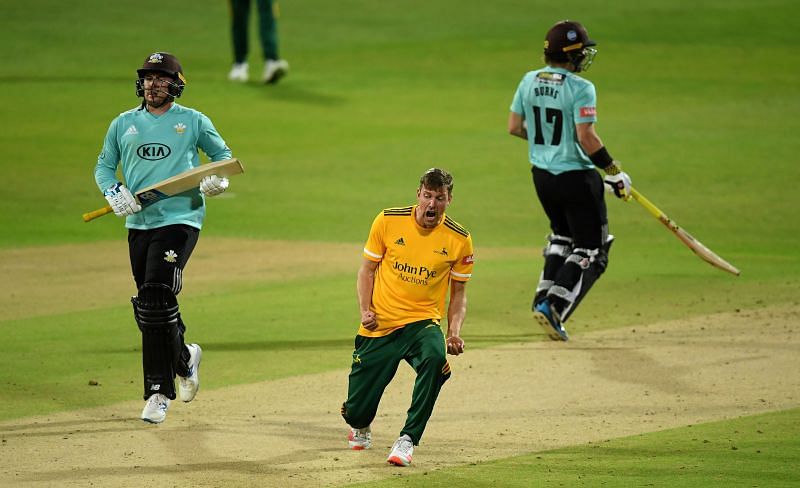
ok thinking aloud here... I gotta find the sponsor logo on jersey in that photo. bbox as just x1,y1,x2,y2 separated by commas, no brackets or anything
137,143,171,160
536,72,565,85
434,247,448,256
174,123,186,135
537,72,564,81
579,106,596,117
164,250,178,263
125,125,139,136
462,254,474,265
393,260,437,285
394,237,405,246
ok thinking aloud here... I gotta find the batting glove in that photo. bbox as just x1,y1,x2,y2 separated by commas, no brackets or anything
104,182,142,217
603,163,632,201
199,175,229,197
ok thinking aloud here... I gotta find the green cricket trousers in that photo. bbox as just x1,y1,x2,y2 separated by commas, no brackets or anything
341,319,451,445
230,0,281,63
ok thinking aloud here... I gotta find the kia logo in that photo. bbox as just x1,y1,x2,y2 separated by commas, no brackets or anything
137,143,171,161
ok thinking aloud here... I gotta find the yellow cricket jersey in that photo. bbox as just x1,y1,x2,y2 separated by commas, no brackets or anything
359,205,474,337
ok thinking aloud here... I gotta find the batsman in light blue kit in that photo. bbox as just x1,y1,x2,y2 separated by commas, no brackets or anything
508,20,635,341
94,52,233,424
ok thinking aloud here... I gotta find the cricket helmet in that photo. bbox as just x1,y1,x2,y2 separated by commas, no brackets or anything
135,52,186,98
544,20,597,72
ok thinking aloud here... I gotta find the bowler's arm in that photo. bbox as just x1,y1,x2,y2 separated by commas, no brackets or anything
357,258,379,330
446,280,468,355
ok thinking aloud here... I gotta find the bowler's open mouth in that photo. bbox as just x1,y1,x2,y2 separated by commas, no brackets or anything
425,210,436,218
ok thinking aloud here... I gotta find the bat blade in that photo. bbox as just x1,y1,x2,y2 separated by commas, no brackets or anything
83,158,244,222
135,158,244,205
631,187,740,276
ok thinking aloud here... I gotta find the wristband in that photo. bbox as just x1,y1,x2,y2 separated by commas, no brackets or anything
588,146,614,170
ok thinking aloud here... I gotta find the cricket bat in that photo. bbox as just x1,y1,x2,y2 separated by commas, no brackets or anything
630,187,741,276
83,158,244,222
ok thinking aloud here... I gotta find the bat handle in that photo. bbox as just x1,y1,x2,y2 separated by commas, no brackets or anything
629,187,662,220
82,205,114,222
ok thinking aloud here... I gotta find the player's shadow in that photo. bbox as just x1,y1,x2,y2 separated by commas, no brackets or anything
241,81,346,106
0,418,140,438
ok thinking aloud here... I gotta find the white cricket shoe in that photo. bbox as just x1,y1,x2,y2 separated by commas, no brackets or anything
141,393,170,424
228,62,249,82
387,434,414,466
348,426,372,450
263,59,289,84
178,343,202,402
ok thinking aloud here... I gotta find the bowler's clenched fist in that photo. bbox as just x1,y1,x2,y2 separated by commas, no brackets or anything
446,336,464,356
361,310,377,331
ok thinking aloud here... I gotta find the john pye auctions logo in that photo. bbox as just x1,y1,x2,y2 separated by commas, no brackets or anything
393,260,437,285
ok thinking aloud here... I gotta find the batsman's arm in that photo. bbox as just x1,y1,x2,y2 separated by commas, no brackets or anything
508,111,528,140
85,118,124,222
357,258,379,330
578,123,633,200
576,122,604,155
94,119,123,193
446,280,467,355
508,82,528,140
196,113,233,162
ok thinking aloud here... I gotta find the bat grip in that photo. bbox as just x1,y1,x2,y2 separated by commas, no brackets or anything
82,205,114,222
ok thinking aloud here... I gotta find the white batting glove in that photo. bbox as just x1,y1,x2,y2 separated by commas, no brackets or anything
104,182,142,217
603,163,632,201
199,175,229,197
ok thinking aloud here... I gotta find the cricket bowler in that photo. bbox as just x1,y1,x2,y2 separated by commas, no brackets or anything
341,168,474,467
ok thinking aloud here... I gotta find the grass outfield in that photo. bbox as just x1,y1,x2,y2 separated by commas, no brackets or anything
1,0,799,486
355,408,800,487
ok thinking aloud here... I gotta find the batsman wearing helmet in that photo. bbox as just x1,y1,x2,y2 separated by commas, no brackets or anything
93,52,233,423
341,168,474,467
508,21,633,341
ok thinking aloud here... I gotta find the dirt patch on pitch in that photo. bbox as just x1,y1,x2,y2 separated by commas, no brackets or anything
1,304,797,487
